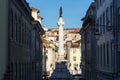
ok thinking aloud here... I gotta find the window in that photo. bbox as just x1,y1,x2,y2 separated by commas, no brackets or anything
110,5,113,25
74,64,78,71
97,0,99,9
10,62,13,80
100,16,102,34
100,0,102,6
103,12,105,33
15,15,19,42
26,27,28,47
103,43,105,66
106,8,109,28
10,10,14,40
15,14,17,42
97,18,100,33
73,56,76,61
111,41,113,66
28,28,31,48
100,45,102,66
96,18,100,32
46,50,48,53
107,42,109,65
22,22,24,45
15,62,18,79
97,46,99,65
97,0,100,9
46,56,48,61
23,24,25,45
50,64,52,68
25,24,27,47
24,24,26,47
101,15,103,34
19,18,21,44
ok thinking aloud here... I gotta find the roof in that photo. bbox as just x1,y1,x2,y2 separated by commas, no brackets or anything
43,43,52,48
48,35,58,37
42,38,54,48
64,28,80,30
69,31,80,34
38,16,43,20
74,40,81,43
71,43,79,47
48,28,80,31
30,6,39,13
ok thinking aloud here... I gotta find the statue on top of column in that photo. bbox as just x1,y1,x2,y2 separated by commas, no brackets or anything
59,6,62,17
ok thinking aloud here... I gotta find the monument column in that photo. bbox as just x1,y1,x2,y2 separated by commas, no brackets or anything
57,7,64,61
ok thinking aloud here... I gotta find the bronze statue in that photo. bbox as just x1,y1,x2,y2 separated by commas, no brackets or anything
59,6,62,17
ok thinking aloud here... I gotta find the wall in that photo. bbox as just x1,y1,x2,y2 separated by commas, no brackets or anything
69,47,81,74
0,0,8,79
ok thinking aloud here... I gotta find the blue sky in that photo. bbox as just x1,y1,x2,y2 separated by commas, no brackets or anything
27,0,94,29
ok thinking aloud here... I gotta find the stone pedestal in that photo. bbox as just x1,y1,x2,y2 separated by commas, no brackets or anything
50,62,74,80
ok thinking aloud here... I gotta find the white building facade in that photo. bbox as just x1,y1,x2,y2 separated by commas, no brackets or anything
66,41,81,75
42,31,58,79
64,29,81,76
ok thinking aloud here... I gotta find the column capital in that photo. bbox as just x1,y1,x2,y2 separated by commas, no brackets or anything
57,17,64,26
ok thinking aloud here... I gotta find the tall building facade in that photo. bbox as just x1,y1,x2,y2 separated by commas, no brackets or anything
81,0,120,80
95,0,120,80
42,29,58,79
0,0,44,80
31,7,44,80
80,2,97,80
6,0,33,80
